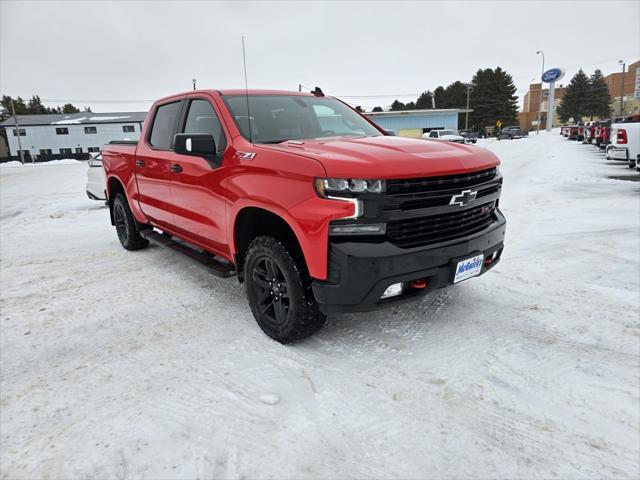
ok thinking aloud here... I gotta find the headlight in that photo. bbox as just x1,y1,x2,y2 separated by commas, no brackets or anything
315,178,385,197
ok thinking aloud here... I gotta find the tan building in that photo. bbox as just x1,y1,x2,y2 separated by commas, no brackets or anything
519,83,566,130
519,60,639,130
604,60,639,116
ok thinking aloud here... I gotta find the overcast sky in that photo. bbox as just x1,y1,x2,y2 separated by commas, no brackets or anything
1,0,638,113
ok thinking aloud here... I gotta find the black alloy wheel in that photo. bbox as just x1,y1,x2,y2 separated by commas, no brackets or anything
250,256,291,326
244,235,326,343
114,200,130,246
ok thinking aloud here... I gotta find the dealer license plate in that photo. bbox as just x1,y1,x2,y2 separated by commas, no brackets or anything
453,254,484,284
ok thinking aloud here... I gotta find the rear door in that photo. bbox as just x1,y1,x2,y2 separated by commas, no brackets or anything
167,96,231,257
134,100,182,227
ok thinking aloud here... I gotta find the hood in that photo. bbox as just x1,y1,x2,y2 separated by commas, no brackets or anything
261,135,499,179
440,134,465,141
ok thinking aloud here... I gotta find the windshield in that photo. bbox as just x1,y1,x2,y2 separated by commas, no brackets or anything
222,95,382,144
440,130,458,136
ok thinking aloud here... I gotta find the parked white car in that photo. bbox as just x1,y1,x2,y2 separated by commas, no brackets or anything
422,129,465,143
606,116,639,168
86,153,106,201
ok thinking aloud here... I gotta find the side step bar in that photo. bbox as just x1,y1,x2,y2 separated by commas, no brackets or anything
140,230,236,278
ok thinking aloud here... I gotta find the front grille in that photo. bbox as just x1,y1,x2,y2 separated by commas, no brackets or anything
387,167,497,195
386,202,495,247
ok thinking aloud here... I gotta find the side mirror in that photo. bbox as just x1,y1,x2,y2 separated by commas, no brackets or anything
174,133,217,158
383,129,396,136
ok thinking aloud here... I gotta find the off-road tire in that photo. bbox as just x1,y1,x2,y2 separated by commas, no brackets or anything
244,235,326,343
113,193,149,251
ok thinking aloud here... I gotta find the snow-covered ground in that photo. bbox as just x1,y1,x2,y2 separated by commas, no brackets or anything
1,132,638,479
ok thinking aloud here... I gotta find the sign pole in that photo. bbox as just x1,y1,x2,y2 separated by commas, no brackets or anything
546,81,555,132
541,67,565,133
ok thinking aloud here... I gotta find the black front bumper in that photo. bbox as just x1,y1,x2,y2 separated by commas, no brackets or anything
312,210,506,314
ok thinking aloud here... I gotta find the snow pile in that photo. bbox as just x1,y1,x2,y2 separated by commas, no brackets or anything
50,117,86,124
0,131,638,479
0,158,83,168
0,161,24,168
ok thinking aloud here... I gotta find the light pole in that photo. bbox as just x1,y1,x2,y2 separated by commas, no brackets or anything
618,60,626,116
536,50,545,134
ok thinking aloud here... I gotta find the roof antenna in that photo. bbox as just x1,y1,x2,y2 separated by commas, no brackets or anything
241,36,253,144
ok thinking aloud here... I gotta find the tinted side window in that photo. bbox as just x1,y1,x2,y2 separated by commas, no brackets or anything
183,99,227,153
149,101,181,149
429,131,437,138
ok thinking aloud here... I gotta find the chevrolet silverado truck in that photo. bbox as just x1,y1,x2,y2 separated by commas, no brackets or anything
102,89,506,343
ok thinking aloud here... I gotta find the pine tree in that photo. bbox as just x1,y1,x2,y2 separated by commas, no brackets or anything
390,100,406,111
62,103,80,114
443,81,468,108
27,95,48,114
372,106,383,112
433,86,446,108
0,95,28,121
415,91,433,109
586,69,611,119
430,82,470,111
355,105,364,112
468,67,518,129
557,69,591,122
405,101,416,110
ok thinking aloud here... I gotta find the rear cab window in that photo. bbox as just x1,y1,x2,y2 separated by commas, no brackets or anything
148,101,182,149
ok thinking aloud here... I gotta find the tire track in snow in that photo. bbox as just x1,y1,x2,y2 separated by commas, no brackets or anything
316,290,451,358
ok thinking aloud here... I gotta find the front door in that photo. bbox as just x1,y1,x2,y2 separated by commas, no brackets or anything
167,97,230,257
134,100,182,228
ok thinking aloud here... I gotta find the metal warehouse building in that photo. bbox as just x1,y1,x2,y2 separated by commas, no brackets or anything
1,112,147,160
364,108,470,138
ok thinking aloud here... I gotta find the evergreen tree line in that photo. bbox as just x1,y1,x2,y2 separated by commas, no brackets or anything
369,67,519,131
557,69,610,122
0,95,91,122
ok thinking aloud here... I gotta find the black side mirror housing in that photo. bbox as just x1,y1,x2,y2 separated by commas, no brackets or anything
383,129,396,136
174,133,220,166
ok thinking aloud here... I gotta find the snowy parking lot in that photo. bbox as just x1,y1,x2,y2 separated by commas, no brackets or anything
1,132,638,479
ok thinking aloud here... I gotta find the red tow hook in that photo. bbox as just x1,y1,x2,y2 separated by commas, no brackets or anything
484,256,493,266
409,279,428,289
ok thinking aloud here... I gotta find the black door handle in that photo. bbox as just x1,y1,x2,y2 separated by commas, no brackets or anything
135,160,145,167
170,164,183,173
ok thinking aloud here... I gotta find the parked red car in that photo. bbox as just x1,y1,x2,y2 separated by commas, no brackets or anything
101,89,506,342
594,120,611,148
568,125,580,140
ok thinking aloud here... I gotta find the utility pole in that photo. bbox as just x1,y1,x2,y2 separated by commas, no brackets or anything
192,78,197,91
298,84,302,92
536,50,545,134
10,100,24,164
465,83,471,130
618,60,626,116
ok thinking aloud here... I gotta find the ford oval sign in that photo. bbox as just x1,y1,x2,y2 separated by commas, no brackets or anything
542,68,565,83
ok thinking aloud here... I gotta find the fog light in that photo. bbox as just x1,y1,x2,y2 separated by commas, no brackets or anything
381,283,403,299
329,223,386,235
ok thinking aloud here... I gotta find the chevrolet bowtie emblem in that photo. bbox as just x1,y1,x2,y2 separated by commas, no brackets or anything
450,189,477,207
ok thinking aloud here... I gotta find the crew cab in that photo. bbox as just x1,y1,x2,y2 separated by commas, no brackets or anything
101,89,506,343
422,129,466,143
607,115,640,168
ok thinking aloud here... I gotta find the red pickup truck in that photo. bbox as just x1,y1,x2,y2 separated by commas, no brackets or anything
102,89,506,343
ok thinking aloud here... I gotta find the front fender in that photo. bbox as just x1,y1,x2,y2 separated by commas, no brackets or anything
228,195,355,281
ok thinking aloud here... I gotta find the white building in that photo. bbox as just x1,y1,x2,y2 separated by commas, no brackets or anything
1,112,147,159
